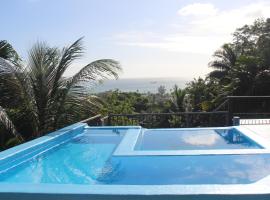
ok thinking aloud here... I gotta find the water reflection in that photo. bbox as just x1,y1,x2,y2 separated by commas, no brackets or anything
136,129,261,150
218,129,251,144
182,132,220,146
100,154,270,185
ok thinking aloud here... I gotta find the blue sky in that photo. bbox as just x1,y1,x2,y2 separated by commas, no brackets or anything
1,0,270,79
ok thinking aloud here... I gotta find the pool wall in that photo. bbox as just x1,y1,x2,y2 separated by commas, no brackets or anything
0,183,270,200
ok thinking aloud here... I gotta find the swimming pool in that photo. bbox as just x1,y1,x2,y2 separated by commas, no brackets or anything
0,123,270,199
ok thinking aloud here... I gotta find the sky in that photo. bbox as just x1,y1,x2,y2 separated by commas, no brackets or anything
1,0,270,79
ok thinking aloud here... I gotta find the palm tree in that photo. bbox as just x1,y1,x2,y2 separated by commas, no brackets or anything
0,38,121,140
0,41,24,142
170,85,186,112
208,43,237,81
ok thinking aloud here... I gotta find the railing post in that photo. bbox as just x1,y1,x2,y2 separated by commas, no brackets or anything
101,118,104,126
108,114,111,126
232,116,240,126
225,111,229,126
209,113,213,127
228,97,233,126
185,113,190,127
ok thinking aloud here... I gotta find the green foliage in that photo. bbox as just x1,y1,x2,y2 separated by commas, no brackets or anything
0,38,121,148
5,137,22,149
0,40,20,64
100,90,151,114
185,78,220,111
170,85,186,112
208,18,270,96
99,88,174,117
0,106,23,141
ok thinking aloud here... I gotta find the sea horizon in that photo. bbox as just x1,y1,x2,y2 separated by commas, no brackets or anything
90,77,190,93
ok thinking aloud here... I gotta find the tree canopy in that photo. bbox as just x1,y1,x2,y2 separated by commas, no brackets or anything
209,18,270,96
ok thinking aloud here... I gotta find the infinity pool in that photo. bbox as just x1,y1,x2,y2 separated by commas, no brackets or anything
0,123,270,200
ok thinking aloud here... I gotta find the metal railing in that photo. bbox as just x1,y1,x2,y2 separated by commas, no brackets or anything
226,96,270,125
107,111,229,128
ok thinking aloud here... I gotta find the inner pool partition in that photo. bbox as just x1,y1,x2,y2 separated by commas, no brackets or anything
1,123,270,199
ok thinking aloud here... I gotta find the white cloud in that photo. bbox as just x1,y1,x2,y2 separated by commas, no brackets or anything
112,1,270,55
178,3,218,17
121,35,226,55
187,2,270,36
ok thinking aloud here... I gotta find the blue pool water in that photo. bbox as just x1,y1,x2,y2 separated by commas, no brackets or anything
135,128,262,150
0,130,123,184
1,127,270,186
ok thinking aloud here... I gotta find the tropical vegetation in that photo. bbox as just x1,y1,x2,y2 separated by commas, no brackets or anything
1,18,270,149
0,38,121,149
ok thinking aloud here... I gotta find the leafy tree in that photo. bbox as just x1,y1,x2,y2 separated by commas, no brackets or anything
208,18,270,96
185,78,220,111
100,90,135,115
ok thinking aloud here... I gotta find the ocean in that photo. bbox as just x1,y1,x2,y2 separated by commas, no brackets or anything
90,77,189,93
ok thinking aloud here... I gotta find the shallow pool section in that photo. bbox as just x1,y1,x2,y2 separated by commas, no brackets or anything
135,128,261,150
1,124,270,199
114,127,270,156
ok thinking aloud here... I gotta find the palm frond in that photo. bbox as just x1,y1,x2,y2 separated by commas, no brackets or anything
0,58,32,102
67,59,121,91
0,57,39,135
208,43,237,80
52,59,121,128
208,60,231,71
208,70,227,79
54,95,104,128
0,40,20,64
0,105,24,141
51,37,84,97
27,42,62,132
